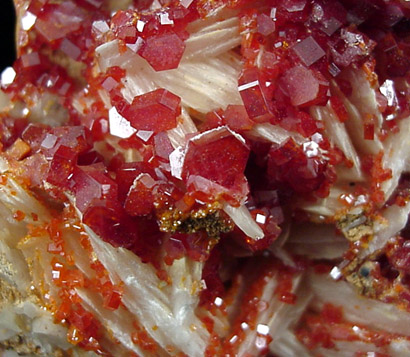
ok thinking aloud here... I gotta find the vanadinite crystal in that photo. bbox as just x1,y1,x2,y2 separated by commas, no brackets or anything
122,88,181,132
182,127,250,203
3,0,410,354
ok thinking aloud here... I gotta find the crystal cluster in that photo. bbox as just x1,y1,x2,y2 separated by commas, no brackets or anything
2,0,410,355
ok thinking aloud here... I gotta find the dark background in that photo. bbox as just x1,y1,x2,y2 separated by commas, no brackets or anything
1,0,17,72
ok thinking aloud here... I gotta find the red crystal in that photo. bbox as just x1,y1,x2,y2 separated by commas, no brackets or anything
111,10,137,42
322,304,343,324
60,39,82,61
238,68,271,122
139,33,186,71
0,117,28,149
257,14,275,36
281,65,329,107
168,232,211,262
36,66,75,96
320,17,342,36
116,162,157,202
182,127,250,202
77,150,104,166
203,110,224,131
73,164,120,213
199,248,224,305
124,173,156,216
101,282,123,310
391,243,410,274
123,89,180,132
223,105,254,132
330,29,376,68
74,0,103,10
82,205,138,249
329,96,348,123
363,114,375,140
46,145,77,188
154,132,174,159
40,126,91,160
35,2,85,42
21,52,42,68
163,236,187,265
292,36,325,67
21,154,49,187
267,138,334,196
21,124,49,152
282,0,306,13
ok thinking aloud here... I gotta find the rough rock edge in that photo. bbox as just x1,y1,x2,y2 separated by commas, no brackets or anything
0,277,65,356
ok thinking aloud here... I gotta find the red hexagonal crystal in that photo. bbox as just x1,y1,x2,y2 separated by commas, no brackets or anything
257,13,275,36
139,33,186,71
182,127,250,203
122,89,180,132
280,65,329,107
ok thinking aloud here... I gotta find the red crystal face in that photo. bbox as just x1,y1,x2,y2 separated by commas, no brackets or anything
122,89,181,132
139,33,186,71
292,36,325,67
46,145,78,188
40,126,91,159
124,173,156,216
267,138,335,196
35,2,86,42
238,68,271,122
223,105,255,132
182,128,250,202
73,165,120,214
280,65,329,107
116,162,156,202
257,13,276,36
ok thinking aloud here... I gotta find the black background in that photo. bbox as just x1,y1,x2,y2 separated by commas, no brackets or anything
1,0,17,72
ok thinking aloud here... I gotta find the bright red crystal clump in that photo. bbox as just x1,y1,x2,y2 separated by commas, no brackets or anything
4,0,410,353
268,138,335,197
4,0,408,274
